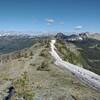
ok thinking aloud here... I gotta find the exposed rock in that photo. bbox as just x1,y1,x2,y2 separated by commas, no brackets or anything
55,32,89,42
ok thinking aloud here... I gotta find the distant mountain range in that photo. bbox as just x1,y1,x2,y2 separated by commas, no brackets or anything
0,31,56,37
88,33,100,40
0,31,100,39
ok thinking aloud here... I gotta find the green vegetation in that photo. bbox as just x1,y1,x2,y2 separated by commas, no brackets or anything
29,51,33,56
37,61,50,71
39,49,48,57
73,38,100,75
56,40,83,65
13,72,34,100
56,38,100,75
0,36,35,54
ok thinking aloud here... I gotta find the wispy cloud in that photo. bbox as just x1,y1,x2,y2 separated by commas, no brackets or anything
75,25,83,30
45,18,55,25
60,21,64,25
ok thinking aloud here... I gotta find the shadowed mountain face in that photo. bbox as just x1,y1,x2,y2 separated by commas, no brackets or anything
55,33,100,75
73,39,100,75
0,36,34,54
55,33,78,40
55,32,88,41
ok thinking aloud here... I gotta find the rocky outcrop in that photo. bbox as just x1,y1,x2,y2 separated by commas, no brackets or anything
79,32,88,40
55,32,88,42
55,33,67,40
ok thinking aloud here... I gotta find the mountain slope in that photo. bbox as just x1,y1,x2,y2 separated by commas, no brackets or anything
0,36,100,100
55,33,100,75
0,35,35,54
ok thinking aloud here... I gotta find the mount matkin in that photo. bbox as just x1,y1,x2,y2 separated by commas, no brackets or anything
0,32,100,100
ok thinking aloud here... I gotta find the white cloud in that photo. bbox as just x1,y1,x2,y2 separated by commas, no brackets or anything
75,25,83,30
60,21,64,25
45,18,55,25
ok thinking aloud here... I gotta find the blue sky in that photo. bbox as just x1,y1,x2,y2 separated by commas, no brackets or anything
0,0,100,32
